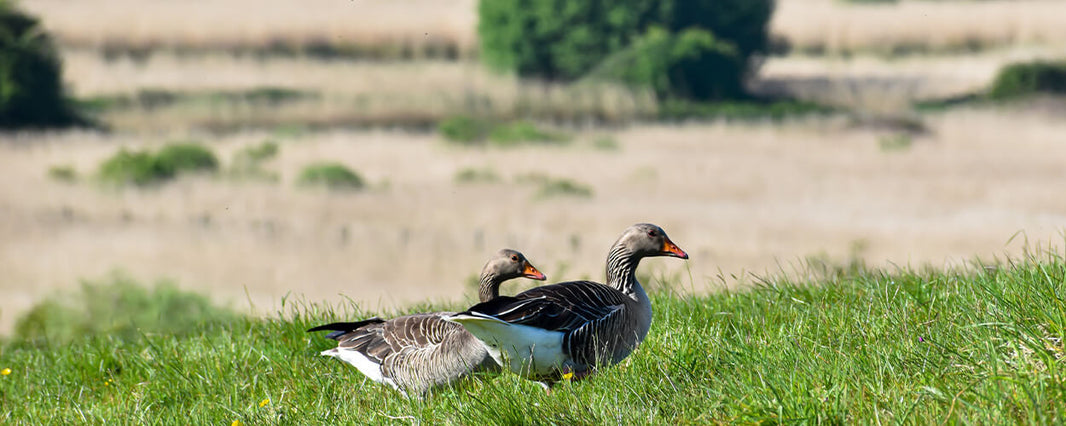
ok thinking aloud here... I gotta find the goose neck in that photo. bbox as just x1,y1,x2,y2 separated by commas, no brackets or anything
477,272,501,302
606,244,641,295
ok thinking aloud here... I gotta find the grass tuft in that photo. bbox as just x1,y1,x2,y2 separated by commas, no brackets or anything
154,143,219,174
438,115,491,145
487,121,570,147
97,143,218,186
453,167,500,184
296,162,365,190
97,148,173,186
534,178,594,199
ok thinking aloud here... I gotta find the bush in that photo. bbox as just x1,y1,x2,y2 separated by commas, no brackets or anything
583,26,744,100
988,60,1066,100
98,143,219,186
0,1,85,128
438,115,492,144
14,273,241,345
154,143,219,174
478,0,773,100
297,162,365,190
98,149,172,186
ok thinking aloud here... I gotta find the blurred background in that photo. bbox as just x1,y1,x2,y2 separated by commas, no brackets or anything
2,0,1065,335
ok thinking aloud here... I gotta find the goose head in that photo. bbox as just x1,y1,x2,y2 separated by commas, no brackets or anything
478,249,546,302
616,223,689,260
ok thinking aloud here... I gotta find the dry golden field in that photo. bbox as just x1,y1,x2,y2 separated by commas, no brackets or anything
3,108,1066,333
21,0,1066,54
2,0,1065,334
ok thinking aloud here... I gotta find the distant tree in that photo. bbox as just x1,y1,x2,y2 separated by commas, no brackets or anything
478,0,774,100
0,0,85,128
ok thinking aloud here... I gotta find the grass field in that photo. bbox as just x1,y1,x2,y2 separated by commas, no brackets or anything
1,249,1064,423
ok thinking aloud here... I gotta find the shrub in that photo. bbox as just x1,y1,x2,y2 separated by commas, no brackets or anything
0,1,85,128
988,60,1066,100
488,121,569,147
14,273,241,345
438,115,492,144
98,149,172,186
154,143,219,174
583,26,744,100
98,143,219,186
478,0,773,100
297,162,365,190
47,165,77,183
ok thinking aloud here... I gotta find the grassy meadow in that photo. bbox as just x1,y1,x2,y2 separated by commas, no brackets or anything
2,250,1065,423
3,0,1066,422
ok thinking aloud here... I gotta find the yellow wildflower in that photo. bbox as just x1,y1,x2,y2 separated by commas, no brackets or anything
259,398,270,408
231,421,241,426
562,371,575,381
1,368,10,376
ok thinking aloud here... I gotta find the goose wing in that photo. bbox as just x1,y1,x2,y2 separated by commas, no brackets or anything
460,281,633,367
463,281,628,331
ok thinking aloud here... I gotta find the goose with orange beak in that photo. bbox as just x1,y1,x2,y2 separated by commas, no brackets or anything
309,249,546,396
449,224,688,387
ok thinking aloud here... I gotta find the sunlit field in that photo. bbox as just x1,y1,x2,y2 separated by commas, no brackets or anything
4,106,1065,333
3,0,1066,422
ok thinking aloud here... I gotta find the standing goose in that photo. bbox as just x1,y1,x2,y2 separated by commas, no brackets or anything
307,249,546,396
449,224,687,385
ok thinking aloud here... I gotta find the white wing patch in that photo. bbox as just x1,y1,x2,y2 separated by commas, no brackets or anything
449,313,565,377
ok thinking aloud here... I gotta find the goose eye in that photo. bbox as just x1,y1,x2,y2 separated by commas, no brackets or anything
647,229,657,238
510,254,519,262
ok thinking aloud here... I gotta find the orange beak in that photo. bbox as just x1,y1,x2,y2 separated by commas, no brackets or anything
661,238,689,259
523,261,547,280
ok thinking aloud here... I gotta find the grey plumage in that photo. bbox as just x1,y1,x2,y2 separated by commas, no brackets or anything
453,223,688,384
308,249,545,396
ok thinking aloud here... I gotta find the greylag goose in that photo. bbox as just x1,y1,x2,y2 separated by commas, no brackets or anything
449,223,687,386
307,249,546,396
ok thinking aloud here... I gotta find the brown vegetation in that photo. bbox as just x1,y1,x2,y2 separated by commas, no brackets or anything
3,108,1065,332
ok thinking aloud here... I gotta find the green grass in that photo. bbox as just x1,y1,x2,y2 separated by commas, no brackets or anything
439,116,570,147
988,60,1066,101
97,143,219,186
438,115,492,145
97,148,174,186
296,162,365,190
2,252,1065,423
487,121,570,147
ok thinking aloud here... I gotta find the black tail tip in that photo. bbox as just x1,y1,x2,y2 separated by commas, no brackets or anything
307,318,386,334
